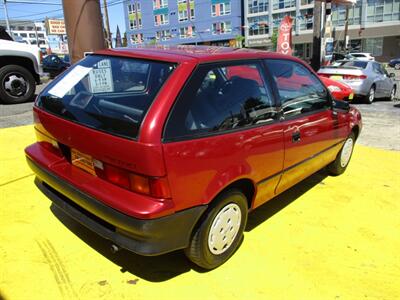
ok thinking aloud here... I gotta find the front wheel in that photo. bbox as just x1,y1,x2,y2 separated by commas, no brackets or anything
394,63,400,70
184,189,248,269
0,65,36,104
328,132,355,176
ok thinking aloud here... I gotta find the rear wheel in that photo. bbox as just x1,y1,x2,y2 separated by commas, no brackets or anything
184,189,248,269
0,65,36,104
366,85,375,104
328,132,355,176
389,86,396,101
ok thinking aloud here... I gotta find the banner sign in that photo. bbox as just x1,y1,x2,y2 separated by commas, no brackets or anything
46,19,66,35
277,15,293,55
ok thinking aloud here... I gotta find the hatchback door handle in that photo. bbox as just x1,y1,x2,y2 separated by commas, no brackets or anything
292,131,301,143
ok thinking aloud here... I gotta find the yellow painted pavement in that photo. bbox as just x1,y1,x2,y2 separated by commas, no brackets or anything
0,125,399,300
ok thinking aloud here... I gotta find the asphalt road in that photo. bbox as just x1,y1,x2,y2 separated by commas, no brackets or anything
0,81,50,128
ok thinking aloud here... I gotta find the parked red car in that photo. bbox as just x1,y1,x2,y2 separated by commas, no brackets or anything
25,46,362,269
320,76,354,101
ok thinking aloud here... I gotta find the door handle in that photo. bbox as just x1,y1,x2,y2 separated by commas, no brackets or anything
292,131,301,143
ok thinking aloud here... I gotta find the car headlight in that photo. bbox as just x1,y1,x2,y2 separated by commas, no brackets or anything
328,85,341,92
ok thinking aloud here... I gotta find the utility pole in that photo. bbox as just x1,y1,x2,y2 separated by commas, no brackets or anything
103,0,112,48
343,5,350,53
311,0,325,71
3,0,11,34
62,0,106,64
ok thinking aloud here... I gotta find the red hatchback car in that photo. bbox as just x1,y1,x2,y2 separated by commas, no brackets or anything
25,46,362,269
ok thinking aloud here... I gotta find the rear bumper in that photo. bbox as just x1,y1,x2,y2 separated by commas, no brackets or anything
27,156,207,256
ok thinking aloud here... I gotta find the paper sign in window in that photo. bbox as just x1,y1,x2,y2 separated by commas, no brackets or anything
48,65,92,98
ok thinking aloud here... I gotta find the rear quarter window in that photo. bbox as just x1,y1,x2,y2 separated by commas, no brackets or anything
37,55,176,139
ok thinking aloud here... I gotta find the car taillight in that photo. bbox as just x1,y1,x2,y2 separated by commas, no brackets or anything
35,128,63,157
318,73,330,78
95,163,171,199
342,75,367,80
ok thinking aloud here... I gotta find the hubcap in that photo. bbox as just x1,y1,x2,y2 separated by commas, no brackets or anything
391,89,395,101
3,73,28,98
369,88,375,103
340,138,354,168
208,203,241,255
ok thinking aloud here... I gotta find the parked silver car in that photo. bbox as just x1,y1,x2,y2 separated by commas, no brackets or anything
318,60,397,103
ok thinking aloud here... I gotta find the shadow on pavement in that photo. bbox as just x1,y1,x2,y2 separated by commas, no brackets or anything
246,170,328,231
48,169,328,282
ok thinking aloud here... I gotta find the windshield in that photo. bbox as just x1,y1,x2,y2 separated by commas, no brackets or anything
37,55,176,139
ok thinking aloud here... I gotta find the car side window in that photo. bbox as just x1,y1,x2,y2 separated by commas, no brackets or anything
264,59,330,118
164,62,276,140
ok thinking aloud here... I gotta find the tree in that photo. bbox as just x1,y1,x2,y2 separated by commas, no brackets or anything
270,29,278,51
234,35,245,48
122,32,128,47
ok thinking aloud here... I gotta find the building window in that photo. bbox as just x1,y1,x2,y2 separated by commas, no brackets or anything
300,0,313,5
211,2,231,17
363,37,383,57
299,8,313,30
272,11,296,30
178,0,195,22
248,16,269,36
154,13,169,26
130,33,143,44
272,0,295,10
156,29,171,41
366,0,399,24
212,21,232,34
248,0,269,14
153,0,168,9
20,33,27,37
332,2,361,27
128,2,142,29
179,26,196,38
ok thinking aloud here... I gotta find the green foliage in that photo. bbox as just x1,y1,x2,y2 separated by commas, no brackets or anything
271,29,278,51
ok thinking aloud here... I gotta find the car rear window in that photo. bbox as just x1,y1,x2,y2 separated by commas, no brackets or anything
37,55,176,139
331,60,368,69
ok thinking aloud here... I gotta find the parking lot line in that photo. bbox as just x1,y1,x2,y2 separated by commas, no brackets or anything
1,125,399,300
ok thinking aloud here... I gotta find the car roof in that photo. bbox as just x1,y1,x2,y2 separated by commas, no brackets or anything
94,45,304,65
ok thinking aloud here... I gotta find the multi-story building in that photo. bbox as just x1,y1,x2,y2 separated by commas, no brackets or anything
0,20,48,48
123,0,243,47
244,0,400,61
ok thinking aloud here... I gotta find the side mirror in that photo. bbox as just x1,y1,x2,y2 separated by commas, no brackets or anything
389,73,396,78
332,99,350,112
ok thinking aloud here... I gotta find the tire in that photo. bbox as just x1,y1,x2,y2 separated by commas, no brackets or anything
395,63,400,70
328,132,355,176
389,86,396,101
184,189,248,269
0,64,36,104
365,85,375,104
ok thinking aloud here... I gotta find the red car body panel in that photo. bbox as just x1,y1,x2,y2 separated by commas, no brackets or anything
25,46,362,256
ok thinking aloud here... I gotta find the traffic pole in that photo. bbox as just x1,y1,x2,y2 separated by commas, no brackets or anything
103,0,112,48
62,0,106,64
343,5,350,52
311,0,323,71
3,0,11,34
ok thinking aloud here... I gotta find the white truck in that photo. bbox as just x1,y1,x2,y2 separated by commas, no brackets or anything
0,27,47,104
